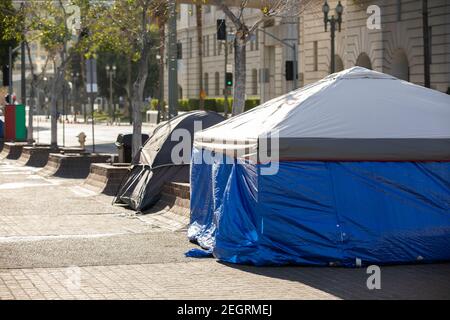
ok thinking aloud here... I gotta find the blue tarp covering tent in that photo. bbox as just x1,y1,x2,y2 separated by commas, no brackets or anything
187,67,450,267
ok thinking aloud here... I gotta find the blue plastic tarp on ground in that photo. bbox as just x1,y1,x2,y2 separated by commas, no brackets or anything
188,147,450,267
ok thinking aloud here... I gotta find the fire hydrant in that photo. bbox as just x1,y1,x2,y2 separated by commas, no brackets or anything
77,132,87,149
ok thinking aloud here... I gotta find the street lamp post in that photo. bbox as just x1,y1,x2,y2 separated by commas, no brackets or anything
105,65,116,123
323,1,344,74
167,0,178,119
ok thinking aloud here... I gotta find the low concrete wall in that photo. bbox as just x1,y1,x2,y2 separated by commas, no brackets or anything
17,146,56,167
150,182,191,217
39,153,112,179
83,163,131,196
0,142,29,160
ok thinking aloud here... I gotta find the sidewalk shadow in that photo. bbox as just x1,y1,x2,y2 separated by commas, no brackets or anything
218,261,450,300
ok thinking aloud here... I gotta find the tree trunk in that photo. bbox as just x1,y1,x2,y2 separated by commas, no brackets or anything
196,4,204,110
131,84,143,162
232,36,246,116
25,42,35,144
50,81,60,148
50,66,61,148
79,54,88,123
131,46,151,161
126,58,133,124
27,82,35,144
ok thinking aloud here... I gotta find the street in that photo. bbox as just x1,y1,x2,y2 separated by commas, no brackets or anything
0,124,449,299
30,116,156,154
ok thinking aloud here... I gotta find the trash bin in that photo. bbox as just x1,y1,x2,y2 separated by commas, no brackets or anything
115,133,149,163
0,119,4,139
4,104,26,142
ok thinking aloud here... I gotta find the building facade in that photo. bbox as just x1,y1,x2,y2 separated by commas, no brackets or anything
169,0,450,104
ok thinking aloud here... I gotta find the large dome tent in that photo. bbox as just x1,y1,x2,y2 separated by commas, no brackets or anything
188,67,450,266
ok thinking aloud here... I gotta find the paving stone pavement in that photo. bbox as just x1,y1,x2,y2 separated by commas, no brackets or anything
0,157,449,300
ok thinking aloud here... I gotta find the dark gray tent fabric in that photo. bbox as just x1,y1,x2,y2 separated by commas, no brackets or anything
115,111,225,212
115,165,189,211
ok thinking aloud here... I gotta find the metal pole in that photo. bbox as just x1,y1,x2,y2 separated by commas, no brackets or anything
293,43,298,89
330,17,336,74
62,82,65,146
167,0,178,119
8,46,13,97
109,71,114,123
90,60,95,153
21,41,26,104
422,0,430,88
257,28,298,89
224,40,229,118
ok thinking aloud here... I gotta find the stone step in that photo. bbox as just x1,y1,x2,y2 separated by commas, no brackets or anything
83,163,131,196
162,182,190,199
38,153,113,179
16,145,56,167
0,142,29,160
153,182,191,217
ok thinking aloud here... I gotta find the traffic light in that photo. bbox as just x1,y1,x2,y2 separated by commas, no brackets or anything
217,19,226,41
177,42,183,60
226,72,233,87
285,61,294,81
2,65,10,86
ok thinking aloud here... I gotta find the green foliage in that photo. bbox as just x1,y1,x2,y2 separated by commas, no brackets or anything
0,0,21,68
155,98,260,113
78,0,161,110
81,0,158,61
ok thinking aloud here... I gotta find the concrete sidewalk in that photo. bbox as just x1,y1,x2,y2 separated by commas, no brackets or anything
0,158,449,300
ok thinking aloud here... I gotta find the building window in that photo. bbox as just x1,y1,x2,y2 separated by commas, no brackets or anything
252,69,258,95
204,73,209,95
250,39,254,51
255,31,259,51
313,41,318,71
202,36,205,57
218,41,222,55
203,35,208,57
214,35,217,56
189,38,193,59
396,0,402,21
204,5,211,14
207,35,210,57
215,72,220,96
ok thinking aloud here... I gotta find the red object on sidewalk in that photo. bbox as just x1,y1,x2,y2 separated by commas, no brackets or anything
4,105,16,141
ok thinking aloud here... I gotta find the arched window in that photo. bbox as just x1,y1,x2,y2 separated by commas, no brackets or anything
356,53,372,70
391,49,410,81
215,72,220,96
252,69,258,95
204,73,209,95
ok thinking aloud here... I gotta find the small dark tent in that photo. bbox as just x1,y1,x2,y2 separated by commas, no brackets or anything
115,111,225,212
